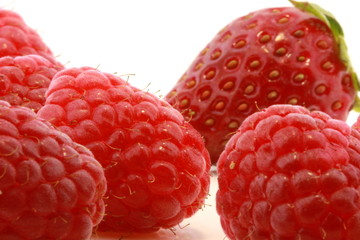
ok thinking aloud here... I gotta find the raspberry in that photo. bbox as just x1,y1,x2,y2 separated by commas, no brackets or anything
37,67,211,233
0,9,62,67
0,55,62,112
0,100,107,239
216,104,360,239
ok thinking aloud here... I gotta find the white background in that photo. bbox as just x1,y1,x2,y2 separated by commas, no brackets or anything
2,1,360,239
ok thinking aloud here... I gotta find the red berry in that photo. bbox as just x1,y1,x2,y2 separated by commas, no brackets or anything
216,104,360,240
0,55,62,112
352,114,360,133
37,67,211,233
0,9,62,67
0,100,107,239
165,2,358,164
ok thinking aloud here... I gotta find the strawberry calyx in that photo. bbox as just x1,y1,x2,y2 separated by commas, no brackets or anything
290,0,360,112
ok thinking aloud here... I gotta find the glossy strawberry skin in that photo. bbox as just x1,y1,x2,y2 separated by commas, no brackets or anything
165,6,356,164
0,55,62,112
0,100,107,240
37,67,211,233
216,104,360,240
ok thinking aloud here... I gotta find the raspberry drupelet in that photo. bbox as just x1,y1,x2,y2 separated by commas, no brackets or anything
217,104,360,239
0,9,62,67
37,67,211,233
0,100,107,239
0,54,62,112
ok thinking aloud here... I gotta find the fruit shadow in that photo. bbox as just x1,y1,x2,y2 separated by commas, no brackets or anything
92,226,204,240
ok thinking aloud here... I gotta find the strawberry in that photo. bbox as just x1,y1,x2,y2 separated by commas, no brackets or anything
0,54,62,113
37,67,211,233
165,0,359,164
216,104,360,240
0,100,107,239
0,9,62,67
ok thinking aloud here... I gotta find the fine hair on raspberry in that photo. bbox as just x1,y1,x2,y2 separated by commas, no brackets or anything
217,104,360,239
37,67,212,233
0,100,107,239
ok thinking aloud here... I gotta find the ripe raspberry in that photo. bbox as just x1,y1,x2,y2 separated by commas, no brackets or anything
0,54,62,113
216,104,360,239
0,9,62,67
165,1,359,164
0,100,107,239
37,67,211,233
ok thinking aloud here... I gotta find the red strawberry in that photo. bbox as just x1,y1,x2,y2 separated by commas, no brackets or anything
216,104,360,240
165,1,359,164
0,100,107,239
0,9,62,67
37,67,211,233
0,54,62,113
